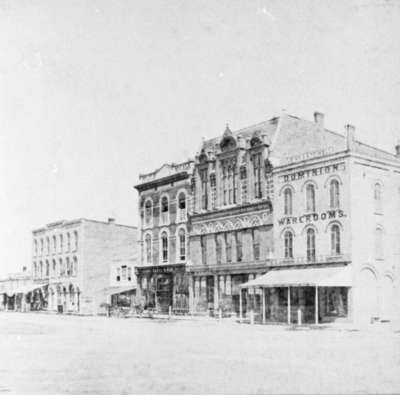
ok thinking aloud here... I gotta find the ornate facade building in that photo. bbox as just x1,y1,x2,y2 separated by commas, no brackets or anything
134,161,194,313
135,111,400,324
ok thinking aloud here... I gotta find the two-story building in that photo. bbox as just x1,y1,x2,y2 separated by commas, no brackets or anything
134,161,194,313
0,267,32,311
31,218,137,314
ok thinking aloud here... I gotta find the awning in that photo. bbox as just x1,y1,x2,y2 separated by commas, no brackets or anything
240,265,352,288
5,283,45,297
104,285,136,296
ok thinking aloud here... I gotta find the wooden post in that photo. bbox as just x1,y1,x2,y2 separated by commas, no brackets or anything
315,286,319,325
287,286,291,325
262,287,266,324
239,288,243,323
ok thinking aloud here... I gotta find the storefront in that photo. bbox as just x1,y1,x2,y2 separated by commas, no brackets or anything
136,264,189,314
240,265,351,324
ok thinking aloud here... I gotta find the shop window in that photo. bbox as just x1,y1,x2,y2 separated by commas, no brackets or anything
145,233,152,264
374,183,382,213
178,192,187,221
375,227,383,260
161,196,169,225
144,199,153,226
161,231,168,262
306,228,316,262
178,228,186,261
330,180,340,209
330,225,341,255
284,188,293,216
306,184,316,212
284,231,293,259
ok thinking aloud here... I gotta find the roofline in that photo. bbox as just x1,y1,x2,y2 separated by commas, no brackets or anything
32,218,137,233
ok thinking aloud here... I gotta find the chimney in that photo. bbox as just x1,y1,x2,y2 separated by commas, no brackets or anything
108,218,115,224
314,112,324,129
345,124,355,151
395,142,400,159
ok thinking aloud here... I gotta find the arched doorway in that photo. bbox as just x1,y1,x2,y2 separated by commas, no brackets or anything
358,268,378,323
156,275,173,313
381,275,394,321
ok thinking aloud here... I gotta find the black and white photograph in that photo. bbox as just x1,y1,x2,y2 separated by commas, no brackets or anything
0,1,400,394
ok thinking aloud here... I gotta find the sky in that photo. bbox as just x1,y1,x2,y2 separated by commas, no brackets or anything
0,0,400,275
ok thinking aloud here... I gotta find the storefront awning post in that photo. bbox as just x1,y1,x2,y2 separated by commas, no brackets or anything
287,286,291,325
239,289,243,323
315,286,319,325
262,287,266,324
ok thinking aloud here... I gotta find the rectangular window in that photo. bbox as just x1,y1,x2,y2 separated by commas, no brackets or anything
253,153,262,199
215,234,222,265
235,231,243,262
116,268,121,282
225,233,232,263
200,169,208,210
252,229,260,260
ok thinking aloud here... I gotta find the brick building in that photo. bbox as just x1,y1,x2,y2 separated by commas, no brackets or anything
134,161,194,313
31,218,137,314
135,111,400,324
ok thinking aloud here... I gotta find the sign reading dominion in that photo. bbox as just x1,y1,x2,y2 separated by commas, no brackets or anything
278,209,345,226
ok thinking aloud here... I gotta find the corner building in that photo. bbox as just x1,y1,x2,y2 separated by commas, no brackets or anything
134,161,194,313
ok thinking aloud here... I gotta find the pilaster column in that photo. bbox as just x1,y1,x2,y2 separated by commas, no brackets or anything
213,274,219,312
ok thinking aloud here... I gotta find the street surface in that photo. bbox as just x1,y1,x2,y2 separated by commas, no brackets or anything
0,312,399,394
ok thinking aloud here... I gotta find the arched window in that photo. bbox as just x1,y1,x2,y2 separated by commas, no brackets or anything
177,192,187,221
161,196,169,224
34,240,38,256
145,233,152,264
374,183,382,213
210,174,217,209
67,233,71,252
40,239,44,255
331,225,341,255
33,262,37,278
375,227,383,259
284,188,293,216
52,260,56,277
73,231,78,251
178,229,186,261
45,260,49,277
73,257,77,276
66,257,70,276
330,180,340,209
144,199,152,226
161,231,168,262
46,237,50,255
39,261,43,278
284,231,293,259
306,228,316,262
52,235,57,254
240,166,247,204
59,258,64,277
59,234,63,253
306,184,316,212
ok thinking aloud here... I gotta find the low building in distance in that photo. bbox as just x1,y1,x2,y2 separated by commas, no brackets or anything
0,267,32,311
